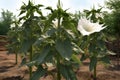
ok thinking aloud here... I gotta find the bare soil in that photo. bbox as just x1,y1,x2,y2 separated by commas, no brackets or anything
0,37,120,80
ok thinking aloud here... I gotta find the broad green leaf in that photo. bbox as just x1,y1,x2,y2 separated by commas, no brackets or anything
100,56,110,64
34,37,44,46
59,64,77,80
37,45,50,64
31,65,46,80
20,40,32,53
89,56,97,71
89,43,96,53
68,67,77,80
46,28,56,37
55,38,72,59
59,65,70,80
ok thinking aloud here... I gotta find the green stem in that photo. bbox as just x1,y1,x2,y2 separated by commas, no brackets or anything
29,45,33,80
93,65,97,80
57,1,61,79
57,54,61,80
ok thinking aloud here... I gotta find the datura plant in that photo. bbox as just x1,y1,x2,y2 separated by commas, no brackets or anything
26,0,82,80
7,20,21,65
78,18,110,80
17,0,45,79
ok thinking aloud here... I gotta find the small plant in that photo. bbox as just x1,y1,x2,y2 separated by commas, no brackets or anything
7,20,21,64
77,17,110,80
17,0,45,79
29,0,81,80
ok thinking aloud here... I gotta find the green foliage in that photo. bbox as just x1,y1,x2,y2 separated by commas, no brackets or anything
89,56,97,71
31,65,47,80
55,38,72,59
77,7,110,80
0,10,15,35
59,64,77,80
105,0,120,10
83,7,103,23
104,0,120,37
30,1,80,79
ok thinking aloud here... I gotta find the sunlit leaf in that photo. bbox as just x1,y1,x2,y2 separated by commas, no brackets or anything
71,54,81,64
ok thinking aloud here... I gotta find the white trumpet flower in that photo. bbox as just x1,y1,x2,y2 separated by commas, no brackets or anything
77,18,106,36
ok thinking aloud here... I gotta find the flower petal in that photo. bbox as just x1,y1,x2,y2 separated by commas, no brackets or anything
77,18,106,36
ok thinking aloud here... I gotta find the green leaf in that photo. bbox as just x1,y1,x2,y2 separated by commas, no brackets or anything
97,40,105,48
19,10,26,16
20,57,27,67
68,67,77,80
37,4,44,7
36,10,43,16
46,28,56,37
59,65,70,80
31,65,46,80
37,45,50,64
59,64,77,80
34,37,44,46
100,56,110,64
89,43,96,53
55,38,72,59
89,56,97,71
71,54,81,64
46,6,53,12
20,40,33,53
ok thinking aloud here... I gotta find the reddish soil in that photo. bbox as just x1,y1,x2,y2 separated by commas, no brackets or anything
0,50,120,80
0,37,120,80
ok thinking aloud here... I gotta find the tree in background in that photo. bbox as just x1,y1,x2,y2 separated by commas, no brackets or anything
104,0,120,39
0,10,15,35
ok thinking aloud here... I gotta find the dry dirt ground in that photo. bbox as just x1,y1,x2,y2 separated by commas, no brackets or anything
0,43,120,80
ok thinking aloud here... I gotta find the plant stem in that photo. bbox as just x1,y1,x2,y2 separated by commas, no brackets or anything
93,65,97,80
57,54,61,80
57,1,61,79
29,45,33,80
